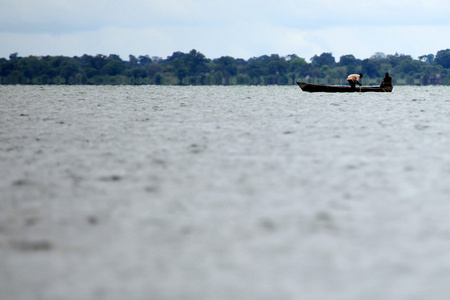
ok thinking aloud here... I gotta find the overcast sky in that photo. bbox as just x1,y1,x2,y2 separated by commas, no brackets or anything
1,0,450,62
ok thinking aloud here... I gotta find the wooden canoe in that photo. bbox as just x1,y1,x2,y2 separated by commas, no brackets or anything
297,82,393,93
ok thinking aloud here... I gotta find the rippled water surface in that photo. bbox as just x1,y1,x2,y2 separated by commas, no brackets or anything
2,85,450,299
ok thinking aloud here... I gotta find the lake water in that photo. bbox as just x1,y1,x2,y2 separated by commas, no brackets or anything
1,85,450,300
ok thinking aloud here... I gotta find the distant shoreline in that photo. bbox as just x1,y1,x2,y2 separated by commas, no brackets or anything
1,49,448,86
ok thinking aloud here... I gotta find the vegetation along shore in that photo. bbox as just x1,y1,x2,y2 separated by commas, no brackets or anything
2,49,450,86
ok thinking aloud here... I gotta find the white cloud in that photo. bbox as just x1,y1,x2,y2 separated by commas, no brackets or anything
0,27,174,59
1,0,450,60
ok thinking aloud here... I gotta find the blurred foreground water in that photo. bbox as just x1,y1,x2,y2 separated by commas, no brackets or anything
1,85,450,300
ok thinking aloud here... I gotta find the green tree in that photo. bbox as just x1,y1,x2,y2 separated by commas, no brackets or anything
435,49,450,68
339,54,360,75
247,59,264,80
311,52,336,68
92,54,108,70
128,55,138,66
334,66,348,84
101,60,125,76
379,63,392,74
361,59,379,78
289,57,307,72
290,57,310,79
60,61,80,84
9,52,19,61
19,56,41,83
267,60,288,75
0,61,14,84
147,64,162,78
422,64,442,76
171,58,189,84
128,68,146,80
185,49,210,75
387,53,412,68
108,54,122,62
399,59,421,74
419,54,434,64
3,48,450,86
138,55,152,66
214,56,237,84
322,65,338,83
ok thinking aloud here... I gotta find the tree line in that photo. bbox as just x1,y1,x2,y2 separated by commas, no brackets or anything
2,49,450,86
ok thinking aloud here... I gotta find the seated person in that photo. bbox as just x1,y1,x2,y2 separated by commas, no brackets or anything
380,72,393,88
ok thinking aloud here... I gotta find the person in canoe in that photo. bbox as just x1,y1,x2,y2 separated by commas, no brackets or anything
347,73,363,89
380,72,392,88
